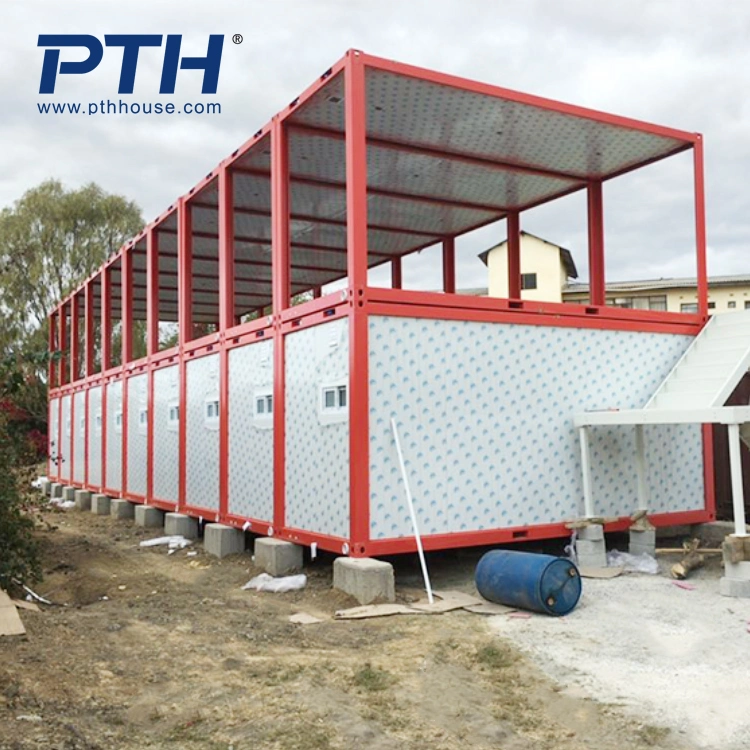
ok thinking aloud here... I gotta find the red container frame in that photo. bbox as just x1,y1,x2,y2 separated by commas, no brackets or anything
47,50,713,557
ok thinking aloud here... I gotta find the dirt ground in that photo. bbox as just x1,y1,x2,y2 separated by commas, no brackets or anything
1,506,697,750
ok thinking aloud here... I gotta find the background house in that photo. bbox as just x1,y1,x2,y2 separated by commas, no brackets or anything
481,232,750,314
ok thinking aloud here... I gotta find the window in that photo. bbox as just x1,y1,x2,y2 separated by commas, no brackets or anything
319,382,348,425
167,401,179,431
745,300,750,310
520,273,537,291
708,301,716,310
256,395,273,415
680,303,698,313
138,406,148,435
253,390,273,429
647,296,667,311
728,301,737,309
204,397,220,430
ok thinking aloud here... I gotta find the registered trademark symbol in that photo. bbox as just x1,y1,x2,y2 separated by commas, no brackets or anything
233,34,243,44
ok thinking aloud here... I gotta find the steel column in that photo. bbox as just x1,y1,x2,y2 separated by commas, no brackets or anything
345,51,370,552
587,182,606,306
271,118,290,532
391,257,402,289
122,250,133,365
507,211,521,299
693,139,708,318
146,229,159,356
177,198,192,509
442,238,455,294
101,269,112,372
70,294,80,383
218,166,234,519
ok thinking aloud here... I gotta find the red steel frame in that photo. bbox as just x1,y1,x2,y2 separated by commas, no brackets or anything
47,50,713,556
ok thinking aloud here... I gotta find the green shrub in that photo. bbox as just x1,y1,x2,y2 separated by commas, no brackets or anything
0,413,40,590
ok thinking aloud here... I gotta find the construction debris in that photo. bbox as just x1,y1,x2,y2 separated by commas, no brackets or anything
670,539,705,580
0,590,26,637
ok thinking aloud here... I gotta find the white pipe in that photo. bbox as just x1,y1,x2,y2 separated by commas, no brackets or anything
391,417,434,604
579,426,595,518
727,423,748,537
634,424,649,512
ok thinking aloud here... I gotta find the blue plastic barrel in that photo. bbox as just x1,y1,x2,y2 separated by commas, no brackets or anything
475,550,582,616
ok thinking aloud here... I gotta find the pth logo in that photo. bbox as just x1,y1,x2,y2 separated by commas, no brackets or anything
37,34,224,94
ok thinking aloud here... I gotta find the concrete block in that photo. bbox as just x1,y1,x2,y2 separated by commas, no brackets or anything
135,505,164,528
91,494,111,515
254,537,303,577
723,561,750,580
333,557,395,605
110,498,135,520
62,486,76,502
576,552,608,569
629,528,656,556
575,539,605,556
720,576,750,598
204,524,245,558
40,480,52,496
50,483,63,499
164,512,199,540
577,524,604,542
74,490,92,511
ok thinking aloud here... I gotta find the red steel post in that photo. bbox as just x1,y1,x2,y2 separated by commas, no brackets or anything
271,118,290,532
507,211,521,299
587,182,606,306
442,237,456,294
345,51,370,553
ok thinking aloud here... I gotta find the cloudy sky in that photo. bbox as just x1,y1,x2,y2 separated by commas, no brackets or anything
2,0,749,292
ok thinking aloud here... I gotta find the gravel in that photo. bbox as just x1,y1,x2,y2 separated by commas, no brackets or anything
489,562,750,750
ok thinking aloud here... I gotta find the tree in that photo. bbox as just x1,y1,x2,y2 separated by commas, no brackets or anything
0,179,143,360
0,180,143,421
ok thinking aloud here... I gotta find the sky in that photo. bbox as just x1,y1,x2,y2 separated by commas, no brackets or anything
2,0,749,292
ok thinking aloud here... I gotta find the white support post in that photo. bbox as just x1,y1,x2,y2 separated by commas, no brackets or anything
634,424,649,512
727,423,748,537
579,426,595,518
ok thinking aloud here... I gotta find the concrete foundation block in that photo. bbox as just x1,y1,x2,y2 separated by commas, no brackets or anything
629,528,656,557
50,483,63,499
333,557,396,605
656,524,696,540
254,537,303,577
91,494,111,515
720,577,750,598
723,560,750,580
40,480,52,496
62,486,76,502
577,525,604,542
74,490,92,511
135,505,164,528
110,498,135,520
576,552,608,569
575,537,607,568
164,512,199,540
204,524,245,558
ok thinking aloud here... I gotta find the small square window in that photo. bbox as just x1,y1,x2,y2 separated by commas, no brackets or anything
520,273,537,291
338,386,347,408
745,300,750,310
728,301,737,309
324,389,336,409
256,397,265,415
680,303,698,313
319,383,348,424
707,301,716,310
266,395,273,414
